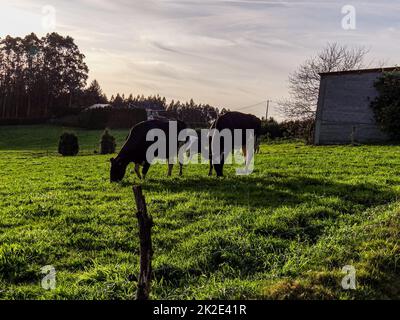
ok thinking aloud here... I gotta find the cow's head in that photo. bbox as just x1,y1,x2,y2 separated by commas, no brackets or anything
110,157,127,182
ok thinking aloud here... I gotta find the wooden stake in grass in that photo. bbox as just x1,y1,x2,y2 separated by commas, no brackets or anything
133,185,154,300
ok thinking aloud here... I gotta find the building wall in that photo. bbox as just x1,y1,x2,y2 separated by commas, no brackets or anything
314,71,388,145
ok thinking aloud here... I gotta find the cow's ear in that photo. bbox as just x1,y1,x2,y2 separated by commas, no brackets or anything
110,158,115,163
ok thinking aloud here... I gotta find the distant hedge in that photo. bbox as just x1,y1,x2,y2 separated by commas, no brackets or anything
52,107,147,129
0,118,49,125
280,119,315,143
260,118,314,143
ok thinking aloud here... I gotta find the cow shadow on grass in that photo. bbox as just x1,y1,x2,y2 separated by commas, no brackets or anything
129,173,397,213
123,174,398,285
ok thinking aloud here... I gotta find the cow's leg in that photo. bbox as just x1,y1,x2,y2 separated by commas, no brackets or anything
142,162,150,179
134,163,142,179
208,136,213,176
255,138,260,154
179,163,183,176
214,152,225,177
244,142,255,173
168,163,173,177
213,139,226,177
208,152,213,176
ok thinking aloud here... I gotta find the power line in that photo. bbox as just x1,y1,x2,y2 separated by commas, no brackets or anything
235,100,268,111
234,99,278,112
133,99,278,114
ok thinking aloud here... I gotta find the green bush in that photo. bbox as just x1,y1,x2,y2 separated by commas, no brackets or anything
259,118,314,143
261,118,283,139
280,119,315,144
100,129,116,154
371,70,400,139
58,132,79,156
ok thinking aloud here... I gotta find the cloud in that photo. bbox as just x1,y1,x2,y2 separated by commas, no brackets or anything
1,0,400,119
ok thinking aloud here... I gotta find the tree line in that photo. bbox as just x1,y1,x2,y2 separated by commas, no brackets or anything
0,33,88,120
0,32,226,127
102,93,226,127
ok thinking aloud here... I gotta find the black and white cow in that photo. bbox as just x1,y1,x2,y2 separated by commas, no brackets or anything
110,119,187,182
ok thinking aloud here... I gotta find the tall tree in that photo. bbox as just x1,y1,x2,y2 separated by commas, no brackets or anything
23,33,43,118
0,32,89,119
279,43,369,119
42,33,88,112
112,93,124,108
83,79,107,106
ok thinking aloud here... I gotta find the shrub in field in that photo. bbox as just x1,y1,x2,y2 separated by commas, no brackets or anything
58,132,79,156
100,129,116,154
371,71,400,140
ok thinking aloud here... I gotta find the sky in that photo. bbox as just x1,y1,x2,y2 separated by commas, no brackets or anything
1,0,400,119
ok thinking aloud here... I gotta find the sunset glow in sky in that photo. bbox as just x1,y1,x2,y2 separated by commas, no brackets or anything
1,0,399,118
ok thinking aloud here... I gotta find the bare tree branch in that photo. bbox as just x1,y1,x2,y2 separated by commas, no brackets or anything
279,43,370,120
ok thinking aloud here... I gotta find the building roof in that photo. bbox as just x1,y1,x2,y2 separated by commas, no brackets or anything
319,67,399,77
86,103,111,110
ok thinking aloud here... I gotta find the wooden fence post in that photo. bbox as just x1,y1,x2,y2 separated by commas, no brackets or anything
133,185,154,300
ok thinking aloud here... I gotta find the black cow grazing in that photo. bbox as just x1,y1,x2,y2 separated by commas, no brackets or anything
110,119,187,182
210,112,261,177
207,120,216,176
184,120,216,176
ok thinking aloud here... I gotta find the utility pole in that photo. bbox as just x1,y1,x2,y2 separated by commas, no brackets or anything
265,100,270,120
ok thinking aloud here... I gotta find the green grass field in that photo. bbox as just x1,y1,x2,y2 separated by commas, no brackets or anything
0,125,399,299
